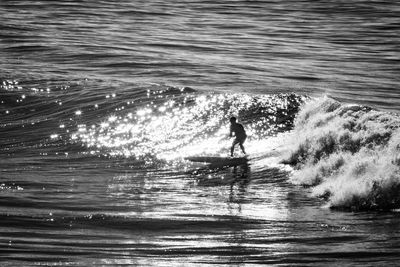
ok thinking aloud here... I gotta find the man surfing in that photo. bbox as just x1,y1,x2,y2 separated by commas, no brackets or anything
229,117,247,157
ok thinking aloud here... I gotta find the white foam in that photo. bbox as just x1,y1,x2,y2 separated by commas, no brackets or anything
284,96,400,210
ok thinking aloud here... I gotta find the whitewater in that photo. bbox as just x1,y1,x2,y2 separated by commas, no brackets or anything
1,1,400,266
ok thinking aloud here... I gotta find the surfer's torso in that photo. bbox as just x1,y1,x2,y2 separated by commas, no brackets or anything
230,123,246,140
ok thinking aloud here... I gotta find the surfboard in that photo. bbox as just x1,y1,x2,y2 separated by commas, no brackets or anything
185,156,248,166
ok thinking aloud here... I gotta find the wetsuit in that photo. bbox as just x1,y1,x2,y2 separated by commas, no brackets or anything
230,122,247,156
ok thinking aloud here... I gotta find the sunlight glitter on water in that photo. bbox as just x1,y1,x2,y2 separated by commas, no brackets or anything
72,91,300,162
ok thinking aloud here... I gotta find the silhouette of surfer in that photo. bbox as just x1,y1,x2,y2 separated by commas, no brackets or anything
229,117,247,157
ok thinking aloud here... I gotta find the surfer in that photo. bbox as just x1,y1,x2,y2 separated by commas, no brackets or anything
229,117,247,157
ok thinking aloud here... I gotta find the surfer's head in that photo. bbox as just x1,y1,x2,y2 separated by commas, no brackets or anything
230,117,237,124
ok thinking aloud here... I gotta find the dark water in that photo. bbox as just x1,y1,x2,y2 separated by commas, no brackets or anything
1,1,400,266
1,0,400,111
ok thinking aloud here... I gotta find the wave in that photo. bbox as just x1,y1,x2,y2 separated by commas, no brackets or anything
283,96,400,211
71,88,305,162
4,76,400,211
1,76,307,166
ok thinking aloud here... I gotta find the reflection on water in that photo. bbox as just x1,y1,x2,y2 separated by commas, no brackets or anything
191,162,252,214
1,158,400,266
228,164,251,210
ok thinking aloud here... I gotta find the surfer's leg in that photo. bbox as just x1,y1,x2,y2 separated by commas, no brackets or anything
239,142,246,154
239,137,246,155
231,139,239,156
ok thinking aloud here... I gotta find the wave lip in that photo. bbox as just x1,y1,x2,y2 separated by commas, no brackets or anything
284,96,400,211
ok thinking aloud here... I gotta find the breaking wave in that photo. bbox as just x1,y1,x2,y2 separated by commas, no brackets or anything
284,97,400,211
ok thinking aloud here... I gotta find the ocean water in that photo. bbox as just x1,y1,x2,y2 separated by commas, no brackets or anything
1,1,400,266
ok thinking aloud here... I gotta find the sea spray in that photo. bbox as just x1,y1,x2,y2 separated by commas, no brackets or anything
284,97,400,211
